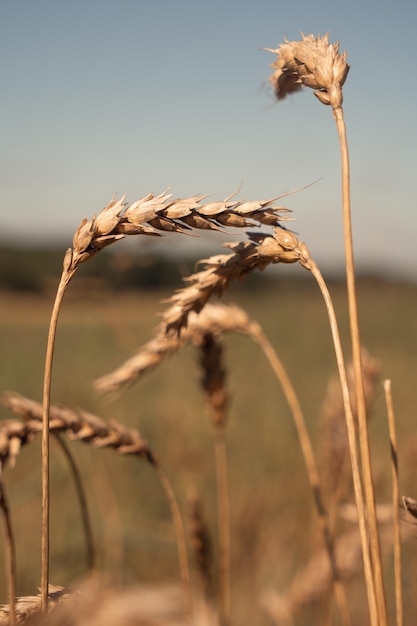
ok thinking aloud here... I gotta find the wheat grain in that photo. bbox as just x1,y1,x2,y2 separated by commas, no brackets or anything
160,228,311,336
264,33,349,106
68,190,293,270
94,303,251,393
0,583,209,626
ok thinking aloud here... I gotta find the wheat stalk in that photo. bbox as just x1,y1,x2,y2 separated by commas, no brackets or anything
52,434,95,574
384,380,403,626
265,34,386,626
93,226,369,612
40,188,294,610
319,349,381,507
151,231,374,624
0,480,16,626
0,392,192,621
198,333,230,626
187,492,213,602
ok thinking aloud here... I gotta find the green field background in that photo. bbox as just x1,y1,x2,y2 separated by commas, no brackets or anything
1,274,417,624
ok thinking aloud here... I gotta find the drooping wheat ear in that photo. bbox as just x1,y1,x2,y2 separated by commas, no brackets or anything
41,188,294,610
187,492,213,601
319,349,381,505
265,35,386,626
1,392,154,467
0,585,71,626
160,227,311,336
0,393,192,622
94,303,251,393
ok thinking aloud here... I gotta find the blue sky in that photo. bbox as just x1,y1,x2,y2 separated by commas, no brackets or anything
2,0,417,279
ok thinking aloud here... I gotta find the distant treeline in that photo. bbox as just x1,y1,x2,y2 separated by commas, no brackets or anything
0,244,191,292
0,244,280,293
2,243,406,295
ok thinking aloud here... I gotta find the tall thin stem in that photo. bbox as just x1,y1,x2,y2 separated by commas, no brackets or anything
249,322,351,626
213,425,231,626
0,480,16,626
53,434,95,573
309,259,378,626
384,379,403,626
41,266,75,612
332,105,387,626
153,460,192,622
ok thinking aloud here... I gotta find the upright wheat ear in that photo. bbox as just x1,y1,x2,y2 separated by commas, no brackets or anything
264,33,349,106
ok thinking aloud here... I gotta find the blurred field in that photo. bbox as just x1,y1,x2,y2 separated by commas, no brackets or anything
1,276,417,624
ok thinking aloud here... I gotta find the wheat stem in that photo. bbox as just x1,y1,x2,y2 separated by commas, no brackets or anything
41,265,75,612
53,434,95,574
332,104,387,626
384,379,403,626
249,321,351,626
0,480,16,626
213,425,230,626
198,333,231,624
309,260,378,626
153,460,192,622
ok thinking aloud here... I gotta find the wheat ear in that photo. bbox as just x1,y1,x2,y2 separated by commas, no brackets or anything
0,585,71,626
1,392,192,622
94,304,252,393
